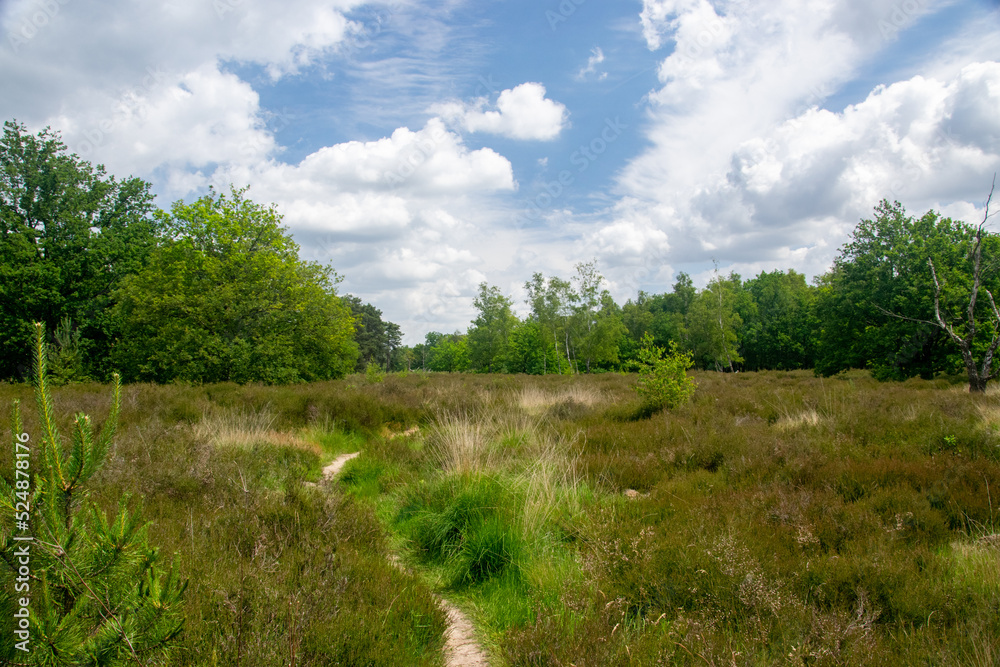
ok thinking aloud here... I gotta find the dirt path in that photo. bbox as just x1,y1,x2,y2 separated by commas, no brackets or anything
440,599,490,666
321,451,360,480
322,450,490,666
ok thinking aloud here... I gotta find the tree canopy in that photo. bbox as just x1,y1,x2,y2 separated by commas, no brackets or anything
4,118,997,390
110,187,357,383
0,120,160,380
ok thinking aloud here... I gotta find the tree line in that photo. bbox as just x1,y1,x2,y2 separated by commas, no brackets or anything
2,120,997,389
407,201,1000,391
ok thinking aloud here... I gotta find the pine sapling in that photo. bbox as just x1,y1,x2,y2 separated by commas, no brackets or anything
0,322,186,666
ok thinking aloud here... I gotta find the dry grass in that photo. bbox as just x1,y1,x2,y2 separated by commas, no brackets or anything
193,405,322,456
976,401,1000,427
426,403,543,474
426,411,499,474
774,408,824,430
518,384,605,415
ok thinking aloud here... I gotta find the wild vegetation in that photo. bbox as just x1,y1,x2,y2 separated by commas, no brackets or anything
3,118,1000,666
3,369,997,665
4,120,999,393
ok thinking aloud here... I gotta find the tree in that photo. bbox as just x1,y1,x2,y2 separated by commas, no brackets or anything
0,120,160,381
815,198,998,384
385,321,403,371
686,270,745,371
741,270,818,370
343,297,403,372
571,261,626,372
467,283,517,373
524,272,574,374
111,187,357,383
875,185,1000,392
0,323,186,664
634,332,696,412
427,333,469,372
507,318,557,374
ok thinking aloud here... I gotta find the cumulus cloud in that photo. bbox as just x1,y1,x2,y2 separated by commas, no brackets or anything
0,0,534,342
611,0,1000,285
607,61,1000,281
434,82,569,141
196,117,520,339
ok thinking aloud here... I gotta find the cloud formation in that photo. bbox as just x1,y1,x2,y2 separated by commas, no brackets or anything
576,47,607,81
434,82,569,141
594,0,1000,285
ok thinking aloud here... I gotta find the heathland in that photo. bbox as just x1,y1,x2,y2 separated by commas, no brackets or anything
2,369,997,666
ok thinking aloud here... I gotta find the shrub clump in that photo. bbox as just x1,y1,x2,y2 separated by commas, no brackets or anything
634,333,696,413
398,475,524,587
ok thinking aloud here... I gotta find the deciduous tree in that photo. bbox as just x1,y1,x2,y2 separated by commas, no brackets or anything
0,120,159,380
111,187,357,383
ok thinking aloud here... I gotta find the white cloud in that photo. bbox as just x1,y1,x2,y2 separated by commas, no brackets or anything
4,0,999,344
48,63,274,180
612,0,1000,286
434,82,569,141
576,47,608,81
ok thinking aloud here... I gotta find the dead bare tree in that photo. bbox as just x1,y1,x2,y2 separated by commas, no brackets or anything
881,177,999,393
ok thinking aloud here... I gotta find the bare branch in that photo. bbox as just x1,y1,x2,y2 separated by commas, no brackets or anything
986,287,1000,325
926,258,965,346
873,303,937,328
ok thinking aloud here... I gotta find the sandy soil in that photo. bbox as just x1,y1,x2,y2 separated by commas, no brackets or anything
440,599,490,666
321,451,360,480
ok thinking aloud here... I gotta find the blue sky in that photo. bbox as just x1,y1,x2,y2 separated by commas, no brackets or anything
2,0,999,343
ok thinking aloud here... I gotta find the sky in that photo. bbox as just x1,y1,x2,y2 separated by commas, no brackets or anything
2,0,1000,344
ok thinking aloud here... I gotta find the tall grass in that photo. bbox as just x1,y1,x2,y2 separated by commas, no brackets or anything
4,369,998,665
0,380,447,666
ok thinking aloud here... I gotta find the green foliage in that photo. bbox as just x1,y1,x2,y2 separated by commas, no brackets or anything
467,283,518,373
46,317,89,385
815,200,996,381
398,474,524,587
686,270,746,371
741,269,818,370
571,261,626,372
425,332,470,372
344,295,404,372
0,121,160,381
365,360,385,384
111,186,358,383
506,318,556,374
0,323,185,665
634,332,696,411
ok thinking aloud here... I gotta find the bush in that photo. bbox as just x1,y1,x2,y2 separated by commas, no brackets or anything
365,360,385,384
633,333,696,412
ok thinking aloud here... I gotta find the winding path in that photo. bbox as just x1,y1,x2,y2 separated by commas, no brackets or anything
321,451,360,480
323,451,490,667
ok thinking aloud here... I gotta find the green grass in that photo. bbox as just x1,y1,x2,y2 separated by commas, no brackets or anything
3,369,999,665
0,380,446,667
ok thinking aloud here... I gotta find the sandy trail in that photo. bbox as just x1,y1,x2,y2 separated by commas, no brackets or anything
440,599,490,666
322,451,360,480
323,450,490,666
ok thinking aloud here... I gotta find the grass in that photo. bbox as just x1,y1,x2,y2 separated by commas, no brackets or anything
0,380,446,666
3,369,999,665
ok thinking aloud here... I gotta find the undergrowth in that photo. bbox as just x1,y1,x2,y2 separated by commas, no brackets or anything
2,370,998,665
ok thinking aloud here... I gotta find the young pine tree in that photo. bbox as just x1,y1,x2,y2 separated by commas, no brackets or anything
0,323,186,665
